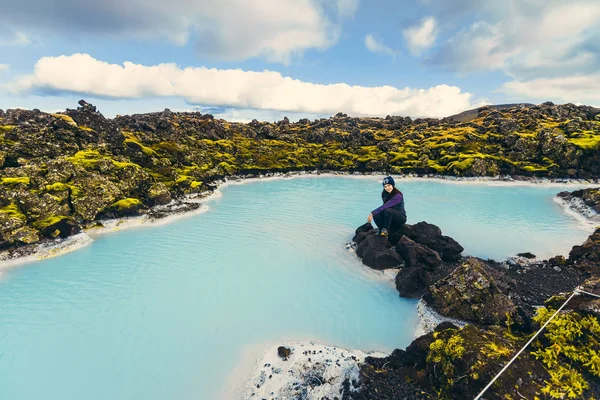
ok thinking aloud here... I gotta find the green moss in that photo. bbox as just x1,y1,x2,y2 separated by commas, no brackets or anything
151,141,186,154
45,182,70,192
122,131,157,156
0,203,26,221
45,182,81,196
428,334,466,376
389,150,418,163
447,156,475,172
0,125,16,132
0,176,30,187
32,215,70,231
175,175,192,184
66,149,140,170
218,162,236,174
110,198,142,211
531,307,600,398
66,149,102,168
51,113,78,127
522,165,548,172
568,135,600,150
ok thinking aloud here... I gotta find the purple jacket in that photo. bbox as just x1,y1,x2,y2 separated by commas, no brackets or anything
372,192,405,216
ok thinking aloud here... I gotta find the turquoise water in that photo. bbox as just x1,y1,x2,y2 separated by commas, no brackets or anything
0,176,592,400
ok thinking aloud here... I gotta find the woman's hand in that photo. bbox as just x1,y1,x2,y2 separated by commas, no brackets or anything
367,213,373,223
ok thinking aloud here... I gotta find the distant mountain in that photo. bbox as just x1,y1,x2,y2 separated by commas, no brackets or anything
446,103,535,123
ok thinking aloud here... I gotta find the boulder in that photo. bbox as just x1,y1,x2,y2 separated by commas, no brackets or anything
109,198,147,217
277,346,291,361
352,222,377,245
395,267,430,298
362,246,404,270
356,233,390,258
354,228,405,270
396,236,442,271
569,228,600,269
403,222,464,261
517,252,536,259
424,257,518,325
147,182,172,206
6,226,40,245
33,216,81,238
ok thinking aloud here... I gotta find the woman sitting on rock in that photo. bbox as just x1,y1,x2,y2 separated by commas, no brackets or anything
367,176,407,237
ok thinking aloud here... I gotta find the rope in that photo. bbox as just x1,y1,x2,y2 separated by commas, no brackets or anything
473,289,580,400
577,289,600,299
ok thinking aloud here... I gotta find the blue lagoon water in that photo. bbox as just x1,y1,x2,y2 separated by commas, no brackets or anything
0,176,593,400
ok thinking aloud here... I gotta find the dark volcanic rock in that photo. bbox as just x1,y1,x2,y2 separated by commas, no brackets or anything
277,346,291,361
396,236,442,271
517,252,536,259
424,257,518,325
570,227,600,270
355,232,403,269
355,233,389,258
349,221,600,400
362,245,404,270
352,222,377,245
558,188,600,217
395,267,430,298
35,216,81,239
403,222,464,261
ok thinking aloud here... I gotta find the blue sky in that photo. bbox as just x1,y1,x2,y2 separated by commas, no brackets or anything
0,0,599,121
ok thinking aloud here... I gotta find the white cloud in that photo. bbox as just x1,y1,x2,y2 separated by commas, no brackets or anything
0,64,8,72
0,0,357,64
202,107,327,123
364,34,398,59
500,74,600,106
9,53,482,118
431,0,600,74
403,16,438,55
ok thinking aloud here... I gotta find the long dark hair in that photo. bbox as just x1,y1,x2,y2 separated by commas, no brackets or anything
381,187,403,202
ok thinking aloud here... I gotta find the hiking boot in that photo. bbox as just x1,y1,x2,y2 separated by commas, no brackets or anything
380,228,388,237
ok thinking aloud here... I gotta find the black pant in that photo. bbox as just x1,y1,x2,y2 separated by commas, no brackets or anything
373,208,407,231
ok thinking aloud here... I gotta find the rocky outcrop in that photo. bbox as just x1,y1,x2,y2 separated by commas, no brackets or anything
396,236,442,270
569,227,600,272
354,225,405,270
558,187,600,220
347,227,600,400
353,221,462,298
397,222,464,261
424,257,518,326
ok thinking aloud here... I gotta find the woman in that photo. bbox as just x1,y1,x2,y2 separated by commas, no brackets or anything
367,176,407,236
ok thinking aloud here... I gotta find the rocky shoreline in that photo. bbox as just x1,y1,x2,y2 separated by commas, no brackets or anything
0,196,210,267
2,100,599,255
2,170,597,268
557,187,600,224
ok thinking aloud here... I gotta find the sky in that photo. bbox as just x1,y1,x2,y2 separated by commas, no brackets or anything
0,0,599,122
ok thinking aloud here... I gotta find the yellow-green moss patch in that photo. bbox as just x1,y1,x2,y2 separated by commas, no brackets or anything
568,135,600,150
110,198,142,211
51,113,78,127
32,215,70,231
67,149,102,168
0,125,17,132
0,176,30,187
0,203,26,221
45,182,81,196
